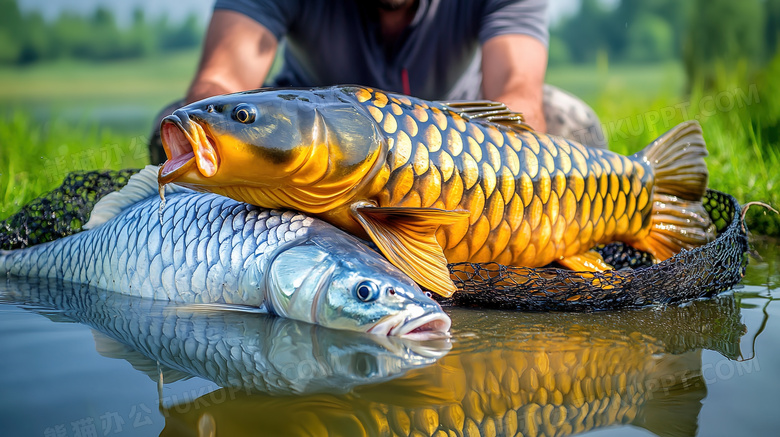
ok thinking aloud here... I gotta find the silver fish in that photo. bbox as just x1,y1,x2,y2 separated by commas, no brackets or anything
0,166,451,337
1,277,450,396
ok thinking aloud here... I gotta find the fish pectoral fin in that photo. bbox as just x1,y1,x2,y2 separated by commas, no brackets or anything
85,165,190,230
354,206,469,298
557,250,613,271
440,100,534,131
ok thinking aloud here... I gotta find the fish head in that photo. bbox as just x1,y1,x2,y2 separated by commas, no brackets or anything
259,225,451,339
259,316,451,394
310,327,452,389
159,88,388,211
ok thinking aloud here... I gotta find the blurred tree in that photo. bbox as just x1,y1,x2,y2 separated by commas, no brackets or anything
625,13,673,63
0,0,23,63
0,32,20,64
51,13,93,60
18,12,50,64
161,13,203,51
683,0,764,86
548,35,572,66
767,0,780,56
551,0,687,64
609,0,689,59
0,0,204,65
88,7,124,59
554,0,611,63
127,8,157,57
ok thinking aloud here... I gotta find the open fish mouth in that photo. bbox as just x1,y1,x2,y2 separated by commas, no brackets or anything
159,113,219,184
369,311,452,340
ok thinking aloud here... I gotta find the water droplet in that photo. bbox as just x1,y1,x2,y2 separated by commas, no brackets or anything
158,184,166,226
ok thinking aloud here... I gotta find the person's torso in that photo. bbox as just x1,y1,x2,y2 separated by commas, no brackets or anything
272,0,484,100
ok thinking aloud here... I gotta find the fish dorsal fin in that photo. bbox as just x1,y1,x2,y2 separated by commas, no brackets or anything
83,165,190,229
353,206,469,298
440,100,534,131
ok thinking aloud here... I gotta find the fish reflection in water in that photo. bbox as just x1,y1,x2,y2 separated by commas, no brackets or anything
161,297,745,437
2,277,451,396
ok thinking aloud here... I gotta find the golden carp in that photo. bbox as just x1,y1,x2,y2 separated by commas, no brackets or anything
158,86,716,297
161,298,745,437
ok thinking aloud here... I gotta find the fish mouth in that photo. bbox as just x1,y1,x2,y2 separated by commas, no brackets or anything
369,311,452,340
159,113,219,185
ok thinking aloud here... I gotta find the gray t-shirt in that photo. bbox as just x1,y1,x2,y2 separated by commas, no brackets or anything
214,0,548,100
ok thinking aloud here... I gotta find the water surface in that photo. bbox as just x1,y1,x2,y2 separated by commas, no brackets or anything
0,240,777,437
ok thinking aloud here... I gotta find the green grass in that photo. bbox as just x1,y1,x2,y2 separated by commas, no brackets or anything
1,55,778,234
0,51,201,219
0,111,149,219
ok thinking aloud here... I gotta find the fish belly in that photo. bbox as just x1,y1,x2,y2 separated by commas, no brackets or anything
0,192,308,305
371,98,655,267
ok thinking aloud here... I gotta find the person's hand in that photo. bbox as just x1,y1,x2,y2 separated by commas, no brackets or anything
481,34,548,132
186,10,278,104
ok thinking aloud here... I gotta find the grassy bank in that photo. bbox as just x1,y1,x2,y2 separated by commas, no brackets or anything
546,61,686,105
0,51,199,219
0,111,149,218
0,49,200,134
1,57,778,234
0,49,199,108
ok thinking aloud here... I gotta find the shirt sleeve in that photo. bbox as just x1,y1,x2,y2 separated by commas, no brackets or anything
213,0,300,41
479,0,549,47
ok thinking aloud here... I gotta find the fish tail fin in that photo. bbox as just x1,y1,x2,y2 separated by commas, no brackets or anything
638,121,716,261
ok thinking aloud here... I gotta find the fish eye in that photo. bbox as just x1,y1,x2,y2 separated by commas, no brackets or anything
355,281,380,302
425,291,432,298
232,104,256,124
353,352,378,378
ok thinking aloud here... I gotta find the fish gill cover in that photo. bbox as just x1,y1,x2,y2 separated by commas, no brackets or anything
0,170,749,311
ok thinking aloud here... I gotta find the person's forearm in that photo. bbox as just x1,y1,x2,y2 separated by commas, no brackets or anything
489,93,546,132
186,80,234,104
185,10,278,104
481,34,548,132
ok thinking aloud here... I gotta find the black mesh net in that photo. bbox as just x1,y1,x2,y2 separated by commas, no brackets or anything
1,170,748,311
0,169,138,250
443,189,748,310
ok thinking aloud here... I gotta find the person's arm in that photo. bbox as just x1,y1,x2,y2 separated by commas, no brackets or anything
481,33,548,132
186,10,278,104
